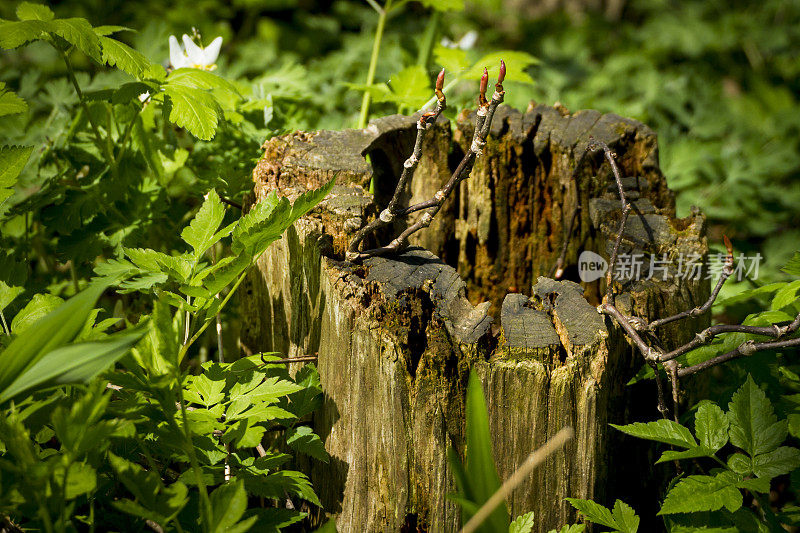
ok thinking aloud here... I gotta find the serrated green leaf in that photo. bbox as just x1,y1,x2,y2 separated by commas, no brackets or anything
464,51,539,85
727,453,752,476
509,511,535,533
0,281,24,312
611,419,697,448
772,280,800,310
0,19,49,49
656,446,715,464
752,446,800,478
10,293,64,334
16,2,54,21
93,24,131,35
782,252,800,277
566,498,616,528
163,84,220,140
190,373,225,407
182,190,225,260
99,35,163,79
167,68,237,95
108,452,188,524
434,45,471,75
695,402,729,452
0,82,28,117
49,18,103,63
611,500,639,533
209,480,254,533
386,65,432,109
659,472,742,515
0,146,34,200
736,476,770,494
728,375,787,457
286,425,329,463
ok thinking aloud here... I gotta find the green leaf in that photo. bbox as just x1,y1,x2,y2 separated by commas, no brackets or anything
752,446,800,478
286,425,329,463
0,146,34,204
99,35,163,79
209,480,257,533
695,402,729,452
49,18,103,63
659,473,742,515
181,190,225,260
727,453,752,476
0,324,148,403
166,68,238,95
566,498,616,529
0,82,28,117
771,279,800,310
611,500,639,533
386,65,432,109
108,452,189,524
509,511,535,533
0,281,24,312
656,446,715,464
434,45,470,75
231,180,334,257
59,461,97,499
728,375,787,457
464,51,539,85
16,2,54,21
464,371,509,532
417,0,464,11
781,252,800,277
0,19,49,49
189,373,225,407
93,25,131,36
163,84,221,140
611,419,697,448
9,293,63,334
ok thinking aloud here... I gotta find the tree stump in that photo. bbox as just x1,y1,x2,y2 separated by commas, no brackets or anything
239,104,709,532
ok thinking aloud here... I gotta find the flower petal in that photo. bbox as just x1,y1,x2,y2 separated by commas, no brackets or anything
182,34,206,66
203,36,222,66
169,35,187,69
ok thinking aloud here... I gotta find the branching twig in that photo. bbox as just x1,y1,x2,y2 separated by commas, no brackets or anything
592,147,800,418
348,62,507,262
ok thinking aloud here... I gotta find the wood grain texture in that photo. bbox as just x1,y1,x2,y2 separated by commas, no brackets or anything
239,103,709,531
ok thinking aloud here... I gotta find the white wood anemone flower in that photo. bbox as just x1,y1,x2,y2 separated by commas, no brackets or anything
169,34,223,71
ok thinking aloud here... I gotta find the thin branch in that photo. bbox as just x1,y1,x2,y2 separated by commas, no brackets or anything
648,235,734,330
677,336,800,378
459,427,574,533
587,138,628,304
348,69,447,259
350,62,507,261
220,196,243,210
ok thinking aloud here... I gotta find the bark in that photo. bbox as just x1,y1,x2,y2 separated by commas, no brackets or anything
240,104,708,532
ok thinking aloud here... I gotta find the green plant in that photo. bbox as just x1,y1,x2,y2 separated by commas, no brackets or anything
566,375,800,532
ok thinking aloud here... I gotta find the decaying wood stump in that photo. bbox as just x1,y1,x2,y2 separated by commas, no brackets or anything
239,104,709,532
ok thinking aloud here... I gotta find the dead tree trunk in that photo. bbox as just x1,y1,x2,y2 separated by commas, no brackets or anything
239,104,709,532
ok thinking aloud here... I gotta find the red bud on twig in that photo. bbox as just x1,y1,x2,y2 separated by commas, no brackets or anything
498,59,506,84
436,68,445,91
723,235,734,263
479,67,489,106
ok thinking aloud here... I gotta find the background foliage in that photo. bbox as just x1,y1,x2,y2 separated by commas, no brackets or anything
1,0,799,531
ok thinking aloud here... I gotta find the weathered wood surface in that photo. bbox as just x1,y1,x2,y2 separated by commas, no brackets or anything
239,104,709,532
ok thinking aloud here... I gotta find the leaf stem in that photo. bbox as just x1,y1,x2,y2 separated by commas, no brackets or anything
357,0,392,128
177,383,212,532
59,50,114,165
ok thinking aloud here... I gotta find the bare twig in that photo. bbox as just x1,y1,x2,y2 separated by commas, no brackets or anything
459,426,573,533
587,138,628,304
348,62,507,261
593,147,800,417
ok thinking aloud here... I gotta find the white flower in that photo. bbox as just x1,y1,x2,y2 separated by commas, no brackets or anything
169,34,222,71
440,30,478,51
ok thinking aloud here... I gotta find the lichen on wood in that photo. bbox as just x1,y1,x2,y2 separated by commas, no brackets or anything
239,102,708,532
